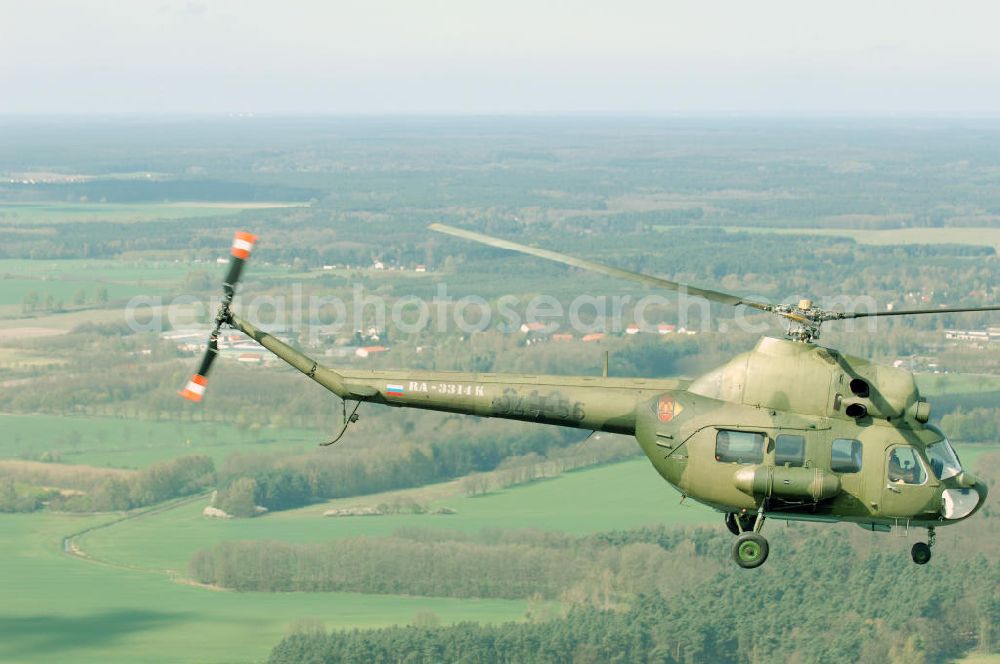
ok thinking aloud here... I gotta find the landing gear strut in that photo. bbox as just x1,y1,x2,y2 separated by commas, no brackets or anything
910,527,935,565
725,511,754,536
728,505,769,569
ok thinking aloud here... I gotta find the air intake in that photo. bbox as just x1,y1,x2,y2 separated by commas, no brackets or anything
849,378,870,398
845,402,868,419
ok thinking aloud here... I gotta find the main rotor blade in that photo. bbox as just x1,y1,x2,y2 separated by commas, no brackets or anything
833,305,1000,319
429,223,772,312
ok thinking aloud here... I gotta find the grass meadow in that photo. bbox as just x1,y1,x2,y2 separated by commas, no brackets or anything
77,458,717,574
916,372,1000,396
0,512,525,664
0,257,303,310
0,414,320,468
719,225,1000,252
0,458,713,664
0,278,164,307
72,443,997,576
0,202,303,225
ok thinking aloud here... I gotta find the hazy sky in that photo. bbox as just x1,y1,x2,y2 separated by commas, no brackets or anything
2,0,999,115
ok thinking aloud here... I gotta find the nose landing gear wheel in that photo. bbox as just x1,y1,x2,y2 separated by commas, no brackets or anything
732,533,769,569
911,541,931,565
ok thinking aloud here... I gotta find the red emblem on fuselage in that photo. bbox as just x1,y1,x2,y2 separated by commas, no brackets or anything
658,395,683,422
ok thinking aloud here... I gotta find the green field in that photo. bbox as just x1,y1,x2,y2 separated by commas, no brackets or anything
720,225,1000,251
0,257,298,306
0,277,165,308
0,414,320,469
0,512,525,664
0,258,181,316
79,458,715,574
0,258,181,279
956,443,1000,469
3,439,994,664
0,459,712,664
916,373,1000,396
0,202,305,225
74,444,997,575
0,258,299,282
0,258,322,318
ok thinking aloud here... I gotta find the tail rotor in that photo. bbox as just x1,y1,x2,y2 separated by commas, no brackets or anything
179,231,258,402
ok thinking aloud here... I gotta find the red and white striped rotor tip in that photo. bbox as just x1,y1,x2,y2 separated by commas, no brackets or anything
179,374,208,402
230,231,259,260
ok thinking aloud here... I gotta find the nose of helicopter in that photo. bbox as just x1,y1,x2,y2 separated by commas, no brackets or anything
941,480,988,521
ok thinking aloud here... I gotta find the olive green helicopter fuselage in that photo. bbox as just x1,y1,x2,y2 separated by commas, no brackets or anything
229,315,987,568
186,226,993,568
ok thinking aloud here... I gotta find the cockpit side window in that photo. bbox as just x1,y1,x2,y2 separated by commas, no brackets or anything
887,446,927,485
831,438,862,473
926,439,962,480
715,430,765,464
775,434,805,467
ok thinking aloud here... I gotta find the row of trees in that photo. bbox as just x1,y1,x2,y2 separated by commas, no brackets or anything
20,287,109,314
939,407,1000,442
460,435,637,496
188,523,731,600
49,455,214,512
213,425,585,515
190,535,584,598
0,478,47,512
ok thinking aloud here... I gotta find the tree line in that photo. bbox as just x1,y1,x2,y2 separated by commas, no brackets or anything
49,455,214,512
264,525,1000,664
940,407,1000,443
213,425,585,515
188,524,724,601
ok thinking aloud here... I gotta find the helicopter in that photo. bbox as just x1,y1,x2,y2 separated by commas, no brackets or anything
181,227,993,569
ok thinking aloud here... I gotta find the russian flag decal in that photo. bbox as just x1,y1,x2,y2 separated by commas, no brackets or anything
386,383,404,396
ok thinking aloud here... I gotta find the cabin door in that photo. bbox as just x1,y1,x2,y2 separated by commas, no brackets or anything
880,444,935,518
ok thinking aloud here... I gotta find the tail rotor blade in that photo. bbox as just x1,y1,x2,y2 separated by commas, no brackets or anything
180,334,219,402
196,333,220,377
223,231,259,300
179,373,209,402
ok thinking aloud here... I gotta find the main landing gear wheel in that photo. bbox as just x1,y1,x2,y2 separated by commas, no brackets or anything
732,533,769,569
910,542,931,565
911,527,935,565
725,512,754,536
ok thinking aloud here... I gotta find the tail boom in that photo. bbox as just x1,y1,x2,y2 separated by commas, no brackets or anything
230,315,684,435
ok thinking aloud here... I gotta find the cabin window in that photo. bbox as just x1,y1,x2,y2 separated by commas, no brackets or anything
887,446,927,485
926,439,962,480
715,430,765,464
831,438,863,473
775,434,805,467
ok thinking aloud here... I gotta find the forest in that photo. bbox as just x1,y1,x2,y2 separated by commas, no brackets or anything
0,455,214,512
254,452,999,663
265,521,1000,664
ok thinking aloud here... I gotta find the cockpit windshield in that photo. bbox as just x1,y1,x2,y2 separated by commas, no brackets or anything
926,439,962,480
